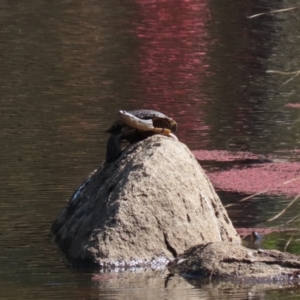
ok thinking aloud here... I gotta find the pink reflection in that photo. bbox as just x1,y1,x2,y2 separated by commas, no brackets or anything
195,149,300,196
208,162,300,196
285,103,300,108
134,0,212,145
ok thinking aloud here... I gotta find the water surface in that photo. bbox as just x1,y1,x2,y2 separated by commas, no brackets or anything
1,0,300,299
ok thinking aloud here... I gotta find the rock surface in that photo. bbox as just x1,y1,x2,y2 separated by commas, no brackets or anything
51,135,240,267
168,242,300,280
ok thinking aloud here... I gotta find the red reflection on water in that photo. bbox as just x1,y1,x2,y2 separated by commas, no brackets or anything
285,103,300,108
134,0,212,145
208,162,300,196
195,150,300,196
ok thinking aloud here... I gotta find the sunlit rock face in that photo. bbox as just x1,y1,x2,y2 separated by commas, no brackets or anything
51,135,240,268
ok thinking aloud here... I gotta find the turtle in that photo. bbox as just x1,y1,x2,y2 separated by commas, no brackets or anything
105,109,178,163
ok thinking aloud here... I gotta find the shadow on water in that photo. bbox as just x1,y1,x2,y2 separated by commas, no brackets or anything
1,0,300,299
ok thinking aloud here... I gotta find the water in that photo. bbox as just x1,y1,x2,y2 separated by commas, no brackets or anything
1,0,300,299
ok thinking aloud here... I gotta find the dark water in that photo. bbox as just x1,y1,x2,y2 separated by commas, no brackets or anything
1,0,300,299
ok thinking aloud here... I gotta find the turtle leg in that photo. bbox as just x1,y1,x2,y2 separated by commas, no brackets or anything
151,128,178,141
152,128,171,135
105,134,122,163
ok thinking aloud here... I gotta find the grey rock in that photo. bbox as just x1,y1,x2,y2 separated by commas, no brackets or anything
51,135,240,267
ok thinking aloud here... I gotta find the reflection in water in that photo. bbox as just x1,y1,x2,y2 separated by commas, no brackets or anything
91,270,300,300
0,0,300,299
133,0,212,148
207,1,300,154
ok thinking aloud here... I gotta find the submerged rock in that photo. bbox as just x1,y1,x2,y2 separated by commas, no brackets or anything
51,135,240,267
168,242,300,280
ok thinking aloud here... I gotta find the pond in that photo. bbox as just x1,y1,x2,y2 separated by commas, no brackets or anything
1,0,300,299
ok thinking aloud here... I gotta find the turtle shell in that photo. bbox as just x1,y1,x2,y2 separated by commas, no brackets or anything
106,109,177,135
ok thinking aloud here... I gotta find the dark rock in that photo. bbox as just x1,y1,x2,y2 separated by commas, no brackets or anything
51,135,240,267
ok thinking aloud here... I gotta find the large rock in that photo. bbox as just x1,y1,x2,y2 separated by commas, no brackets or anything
51,135,240,267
